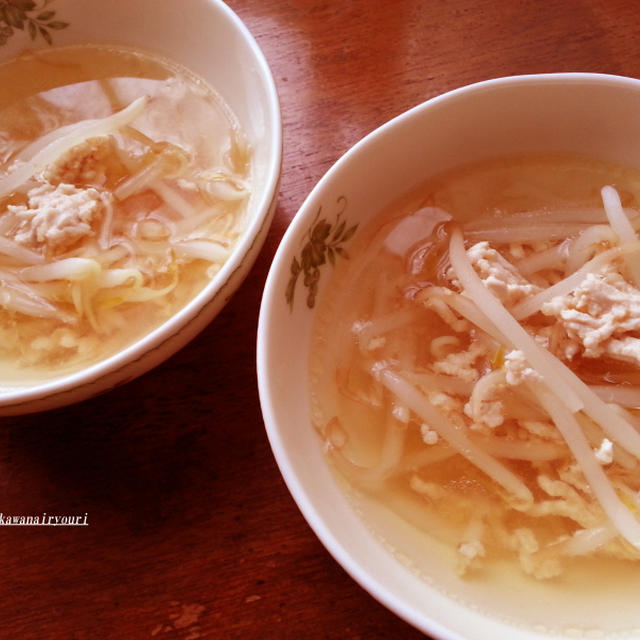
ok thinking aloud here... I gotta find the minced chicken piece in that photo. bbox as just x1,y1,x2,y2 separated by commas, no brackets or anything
456,539,486,575
44,135,117,187
542,266,640,365
420,423,439,445
464,396,504,429
511,528,562,580
604,336,640,366
392,404,410,423
430,338,491,383
503,349,542,386
461,241,541,307
527,475,600,529
8,182,110,253
594,438,614,465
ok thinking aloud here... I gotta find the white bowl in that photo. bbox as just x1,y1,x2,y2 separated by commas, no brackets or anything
258,73,640,639
0,0,281,414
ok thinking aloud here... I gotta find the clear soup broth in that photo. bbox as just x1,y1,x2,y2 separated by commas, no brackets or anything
310,155,640,633
0,44,250,386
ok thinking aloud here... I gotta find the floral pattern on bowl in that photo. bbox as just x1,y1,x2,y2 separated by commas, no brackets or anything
286,196,358,310
0,0,68,46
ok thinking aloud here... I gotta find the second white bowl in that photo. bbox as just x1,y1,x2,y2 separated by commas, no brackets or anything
258,73,640,640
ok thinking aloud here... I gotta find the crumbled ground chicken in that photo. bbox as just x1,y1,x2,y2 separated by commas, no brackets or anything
594,438,614,465
456,539,486,575
44,135,117,187
430,338,491,383
542,266,640,365
8,181,109,253
503,349,542,386
462,241,542,307
465,397,504,429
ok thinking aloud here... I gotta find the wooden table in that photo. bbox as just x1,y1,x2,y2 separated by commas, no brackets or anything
4,1,640,638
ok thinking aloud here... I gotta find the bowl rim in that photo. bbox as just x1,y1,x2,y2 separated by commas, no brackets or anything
257,71,640,639
0,0,282,412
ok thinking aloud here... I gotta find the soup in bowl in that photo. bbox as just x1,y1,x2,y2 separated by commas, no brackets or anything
0,0,281,414
258,74,640,639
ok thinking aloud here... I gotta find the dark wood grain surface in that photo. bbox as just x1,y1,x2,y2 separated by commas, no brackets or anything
3,1,640,638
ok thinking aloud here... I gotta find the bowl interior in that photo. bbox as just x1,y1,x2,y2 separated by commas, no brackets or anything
258,73,640,639
0,0,281,413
